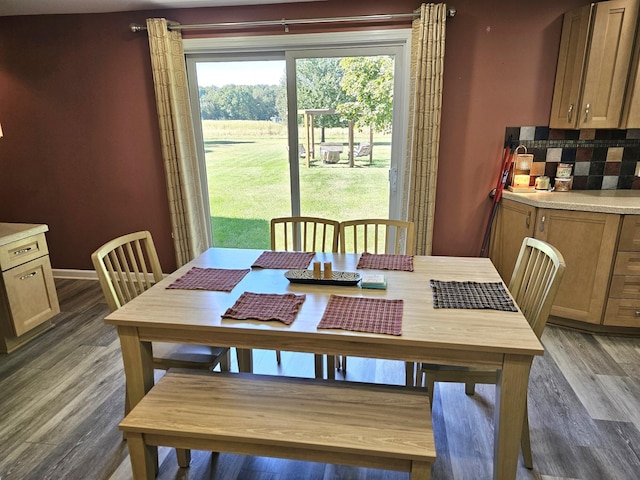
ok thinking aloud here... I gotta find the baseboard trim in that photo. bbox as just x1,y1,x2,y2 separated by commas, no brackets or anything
53,269,99,280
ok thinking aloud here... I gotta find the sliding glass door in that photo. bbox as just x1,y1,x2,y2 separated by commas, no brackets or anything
186,31,410,249
193,57,289,248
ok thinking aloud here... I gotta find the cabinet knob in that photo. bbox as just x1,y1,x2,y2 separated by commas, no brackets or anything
526,211,531,229
20,271,37,281
567,104,574,122
13,247,32,255
539,215,546,232
636,311,640,318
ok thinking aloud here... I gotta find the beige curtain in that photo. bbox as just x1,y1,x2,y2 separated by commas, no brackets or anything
146,18,210,267
405,4,447,255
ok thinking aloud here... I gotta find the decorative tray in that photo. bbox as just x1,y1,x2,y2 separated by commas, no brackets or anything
284,269,362,286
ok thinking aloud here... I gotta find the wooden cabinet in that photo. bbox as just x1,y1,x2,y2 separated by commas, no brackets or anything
604,216,640,327
535,209,619,324
489,199,536,283
550,0,640,129
622,25,640,127
0,224,60,353
490,199,624,328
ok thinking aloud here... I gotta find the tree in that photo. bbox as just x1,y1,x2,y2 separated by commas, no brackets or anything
295,58,349,129
199,86,223,120
198,84,279,121
337,56,394,134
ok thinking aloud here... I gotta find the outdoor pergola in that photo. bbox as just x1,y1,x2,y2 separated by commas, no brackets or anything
298,108,373,168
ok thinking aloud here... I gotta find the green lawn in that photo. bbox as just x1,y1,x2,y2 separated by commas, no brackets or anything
203,120,391,249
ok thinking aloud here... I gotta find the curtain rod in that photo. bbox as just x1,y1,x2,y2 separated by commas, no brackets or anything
129,8,456,33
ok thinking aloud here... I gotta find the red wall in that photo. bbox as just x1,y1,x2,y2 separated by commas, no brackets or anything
0,0,591,271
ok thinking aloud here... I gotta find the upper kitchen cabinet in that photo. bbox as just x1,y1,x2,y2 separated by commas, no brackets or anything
621,23,640,127
550,0,640,129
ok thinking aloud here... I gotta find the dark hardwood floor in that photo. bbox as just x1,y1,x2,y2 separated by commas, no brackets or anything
1,278,639,480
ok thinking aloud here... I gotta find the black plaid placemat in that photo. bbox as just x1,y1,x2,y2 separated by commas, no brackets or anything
430,280,517,311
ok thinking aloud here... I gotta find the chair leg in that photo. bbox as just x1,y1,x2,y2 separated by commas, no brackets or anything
326,355,336,380
276,350,282,364
219,349,231,372
405,362,416,387
464,382,476,395
425,372,435,410
176,448,191,468
314,354,323,378
521,398,533,469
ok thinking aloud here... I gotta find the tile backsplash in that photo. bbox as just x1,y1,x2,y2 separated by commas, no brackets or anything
504,127,640,190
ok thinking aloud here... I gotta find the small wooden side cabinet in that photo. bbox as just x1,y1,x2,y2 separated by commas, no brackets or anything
0,223,60,353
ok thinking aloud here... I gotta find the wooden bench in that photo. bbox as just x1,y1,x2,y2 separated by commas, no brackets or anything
120,370,436,480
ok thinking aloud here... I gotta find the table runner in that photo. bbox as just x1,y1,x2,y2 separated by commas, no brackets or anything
166,267,250,292
222,292,306,325
317,295,403,335
356,252,414,271
430,280,517,311
251,251,315,270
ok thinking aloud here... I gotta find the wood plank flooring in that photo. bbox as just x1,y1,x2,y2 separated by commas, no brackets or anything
1,278,639,480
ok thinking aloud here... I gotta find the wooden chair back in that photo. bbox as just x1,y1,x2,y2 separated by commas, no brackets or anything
271,216,340,253
340,219,415,255
91,231,163,313
508,237,566,339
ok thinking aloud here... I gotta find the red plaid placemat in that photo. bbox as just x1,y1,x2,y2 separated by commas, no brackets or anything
166,267,250,292
222,292,306,325
252,251,315,270
357,252,414,271
317,295,403,335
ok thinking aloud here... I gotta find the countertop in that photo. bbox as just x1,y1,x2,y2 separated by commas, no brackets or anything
0,223,49,247
501,190,640,215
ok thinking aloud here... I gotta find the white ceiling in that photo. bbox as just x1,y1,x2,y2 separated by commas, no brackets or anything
0,0,323,17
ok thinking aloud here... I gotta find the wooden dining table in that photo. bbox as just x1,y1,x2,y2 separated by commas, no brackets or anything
104,247,544,480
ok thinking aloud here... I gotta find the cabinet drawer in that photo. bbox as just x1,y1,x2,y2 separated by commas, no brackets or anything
603,298,640,327
2,255,60,337
618,215,640,251
0,233,49,271
614,251,640,275
609,275,640,298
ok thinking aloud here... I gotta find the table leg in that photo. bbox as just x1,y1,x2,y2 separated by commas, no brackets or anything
493,353,532,480
117,326,157,475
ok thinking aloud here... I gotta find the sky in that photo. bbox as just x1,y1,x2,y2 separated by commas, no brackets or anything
196,60,286,87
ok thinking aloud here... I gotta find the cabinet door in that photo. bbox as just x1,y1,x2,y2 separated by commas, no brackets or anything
535,209,620,324
621,25,640,127
580,0,640,128
617,215,640,250
604,215,640,327
549,4,592,129
489,199,536,284
2,255,60,337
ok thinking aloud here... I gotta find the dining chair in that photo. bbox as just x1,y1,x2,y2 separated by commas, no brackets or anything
419,236,566,469
271,216,340,254
91,231,232,406
339,218,415,256
337,219,416,378
270,216,340,371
